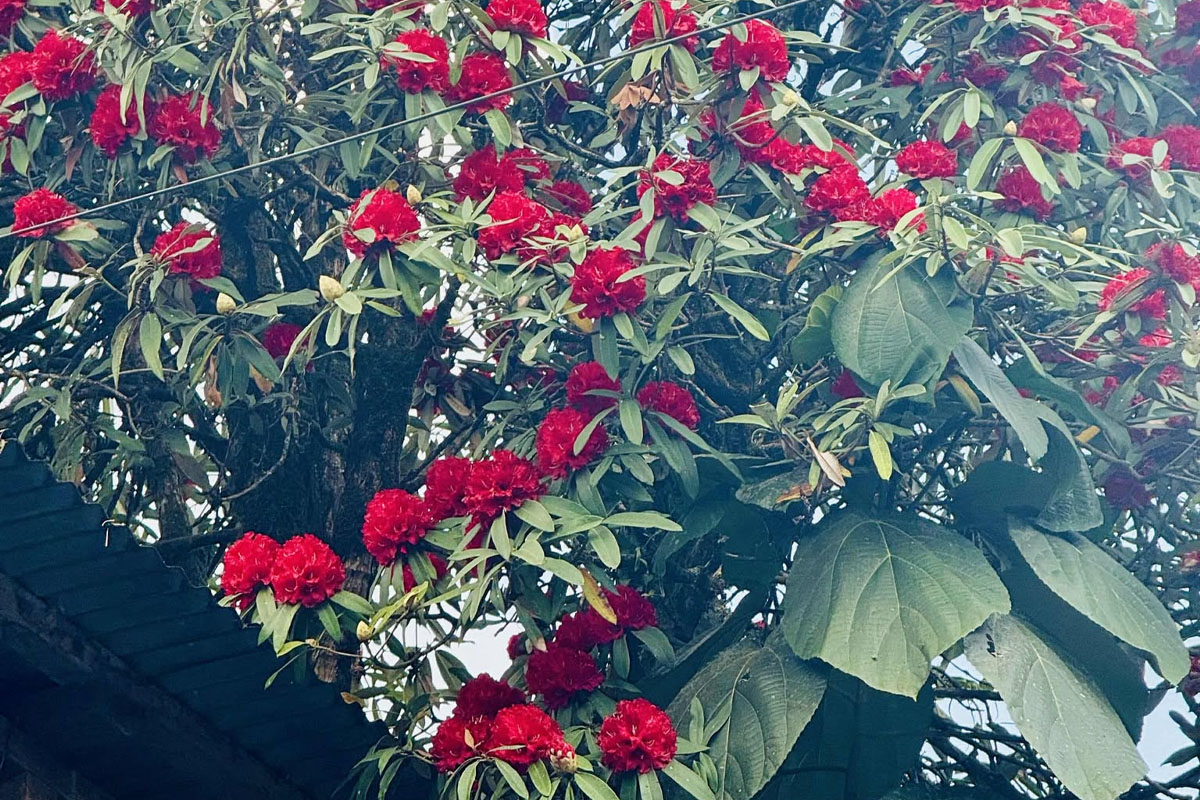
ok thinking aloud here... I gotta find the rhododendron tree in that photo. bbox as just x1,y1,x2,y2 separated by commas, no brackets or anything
5,0,1200,800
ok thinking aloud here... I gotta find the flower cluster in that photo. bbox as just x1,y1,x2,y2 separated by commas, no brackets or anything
566,361,620,416
637,153,716,221
712,20,790,83
362,488,434,566
1017,103,1082,153
343,187,421,257
13,188,76,238
31,30,96,102
629,1,699,52
598,699,677,774
0,0,24,36
462,449,545,525
445,53,512,113
454,144,528,200
381,30,450,94
151,222,223,281
571,247,646,319
637,381,700,430
148,95,221,164
90,85,145,158
895,140,958,179
1147,242,1200,288
1108,137,1168,179
262,322,305,361
221,531,346,608
525,642,605,709
1098,267,1166,319
487,0,548,37
994,166,1055,220
536,406,610,478
476,191,552,261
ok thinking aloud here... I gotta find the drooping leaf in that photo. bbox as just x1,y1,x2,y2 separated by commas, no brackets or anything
759,671,933,800
952,335,1048,460
831,257,972,389
1005,357,1132,457
782,510,1010,697
788,284,842,366
667,632,828,800
1006,519,1188,683
964,614,1147,800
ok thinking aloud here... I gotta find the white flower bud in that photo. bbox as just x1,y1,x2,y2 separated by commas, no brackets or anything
319,275,346,302
406,184,423,205
1003,120,1018,136
1069,227,1087,244
216,292,236,315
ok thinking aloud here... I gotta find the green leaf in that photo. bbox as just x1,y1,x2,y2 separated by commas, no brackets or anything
495,759,530,799
831,256,972,389
588,525,621,569
710,293,770,341
966,137,1004,192
1028,407,1103,532
667,632,828,800
781,510,1010,697
619,398,644,445
867,430,893,481
317,601,342,639
1006,520,1188,683
1013,137,1059,194
330,590,375,616
964,614,1147,800
606,511,681,531
515,499,555,532
952,335,1048,460
760,672,933,800
528,761,552,797
788,285,842,366
138,313,164,380
661,761,715,800
631,626,675,665
575,772,620,800
1005,357,1131,457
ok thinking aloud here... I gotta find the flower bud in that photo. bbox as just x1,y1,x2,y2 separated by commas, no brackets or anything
356,620,373,642
1069,227,1087,244
1077,97,1097,113
548,744,578,774
216,292,237,315
1003,120,1018,136
319,275,345,302
781,88,801,107
406,184,423,205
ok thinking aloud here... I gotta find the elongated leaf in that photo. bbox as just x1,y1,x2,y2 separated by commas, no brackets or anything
964,614,1147,800
782,511,1010,697
952,335,1048,460
831,256,972,389
668,633,827,800
1006,520,1188,682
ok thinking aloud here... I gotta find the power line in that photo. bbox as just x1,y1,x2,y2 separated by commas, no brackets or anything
3,0,813,240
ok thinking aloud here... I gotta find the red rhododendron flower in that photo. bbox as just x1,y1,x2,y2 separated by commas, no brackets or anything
148,94,221,164
268,533,346,607
1139,328,1172,348
638,153,716,221
1099,267,1166,318
804,166,871,213
220,532,280,610
362,488,434,566
90,84,146,158
151,222,223,280
605,585,658,630
0,51,33,102
571,247,645,319
544,180,593,215
598,698,677,774
524,643,604,709
13,188,76,238
485,704,567,768
536,407,610,478
507,634,527,659
343,187,421,257
1079,0,1138,47
801,139,857,170
1158,364,1183,387
463,449,543,522
1103,467,1151,509
630,1,699,52
1017,103,1081,153
637,380,699,429
454,674,526,719
994,166,1055,220
445,53,512,113
454,144,526,200
487,0,547,37
712,20,790,83
381,30,450,94
1147,242,1200,287
895,140,957,179
431,715,490,772
506,146,551,184
1107,137,1168,179
1162,125,1200,172
1178,0,1200,34
888,63,933,87
0,0,24,36
962,53,1008,87
556,609,622,651
262,322,304,360
477,191,549,260
31,30,96,101
869,188,926,233
95,0,154,15
831,369,865,399
566,361,620,416
424,456,473,520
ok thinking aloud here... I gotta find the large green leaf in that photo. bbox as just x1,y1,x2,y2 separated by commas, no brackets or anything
964,614,1147,800
1007,520,1188,683
760,671,933,800
1006,357,1132,457
667,633,828,800
782,511,1010,697
830,257,972,389
788,284,842,366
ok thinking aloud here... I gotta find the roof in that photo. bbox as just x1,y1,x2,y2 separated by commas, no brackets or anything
0,444,386,799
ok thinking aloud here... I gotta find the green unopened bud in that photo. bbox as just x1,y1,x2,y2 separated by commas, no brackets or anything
406,184,423,205
355,620,373,642
548,744,578,774
1069,227,1087,245
781,88,802,107
1003,120,1018,136
216,292,237,315
319,275,345,302
1077,97,1097,113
